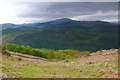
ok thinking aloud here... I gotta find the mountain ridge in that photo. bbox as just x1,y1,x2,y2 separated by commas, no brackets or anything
2,18,117,29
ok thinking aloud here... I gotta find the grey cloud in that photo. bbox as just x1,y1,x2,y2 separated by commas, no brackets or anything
14,2,118,22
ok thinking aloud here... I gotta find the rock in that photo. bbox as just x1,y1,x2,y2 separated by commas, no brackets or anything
18,57,22,61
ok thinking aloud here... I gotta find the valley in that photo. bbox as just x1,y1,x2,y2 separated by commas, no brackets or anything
1,18,118,78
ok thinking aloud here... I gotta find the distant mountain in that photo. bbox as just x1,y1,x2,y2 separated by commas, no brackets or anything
1,23,18,29
24,18,117,34
2,18,118,52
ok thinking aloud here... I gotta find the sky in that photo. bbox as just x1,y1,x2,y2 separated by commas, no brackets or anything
0,2,118,24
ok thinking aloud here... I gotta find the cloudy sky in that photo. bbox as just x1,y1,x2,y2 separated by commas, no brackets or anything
0,2,118,24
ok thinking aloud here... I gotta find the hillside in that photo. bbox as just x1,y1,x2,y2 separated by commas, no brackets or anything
2,49,118,78
2,18,118,52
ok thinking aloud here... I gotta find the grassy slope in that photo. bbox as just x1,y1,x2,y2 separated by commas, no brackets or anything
2,49,118,78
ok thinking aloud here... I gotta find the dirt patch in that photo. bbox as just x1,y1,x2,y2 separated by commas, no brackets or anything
96,70,118,78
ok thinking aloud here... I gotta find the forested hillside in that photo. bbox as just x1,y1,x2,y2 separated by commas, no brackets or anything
2,18,118,52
